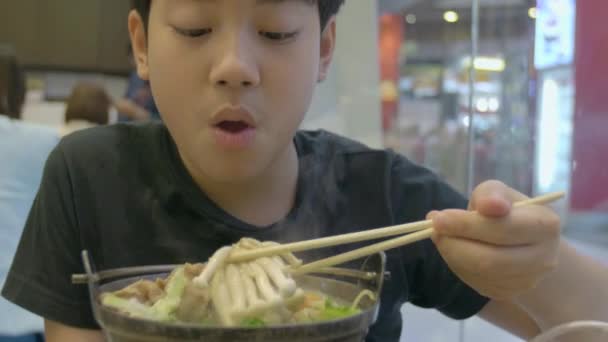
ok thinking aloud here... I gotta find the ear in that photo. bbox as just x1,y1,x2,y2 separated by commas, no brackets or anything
128,10,150,81
318,17,337,82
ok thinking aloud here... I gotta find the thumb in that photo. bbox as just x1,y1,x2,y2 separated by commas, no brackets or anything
469,180,528,218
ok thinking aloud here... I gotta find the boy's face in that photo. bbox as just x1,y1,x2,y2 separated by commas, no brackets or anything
129,0,336,183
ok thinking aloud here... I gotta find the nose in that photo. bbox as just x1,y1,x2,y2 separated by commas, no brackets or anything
209,34,260,89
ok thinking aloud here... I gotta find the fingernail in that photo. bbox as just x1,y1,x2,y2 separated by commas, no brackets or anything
427,210,439,220
491,194,511,206
433,213,445,233
434,212,445,223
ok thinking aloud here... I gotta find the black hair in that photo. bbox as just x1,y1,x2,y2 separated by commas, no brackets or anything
131,0,345,32
0,47,26,120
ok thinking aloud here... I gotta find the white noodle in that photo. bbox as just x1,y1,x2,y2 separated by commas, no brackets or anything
210,268,234,326
351,289,376,310
233,289,305,321
190,238,352,325
249,261,281,304
193,246,232,287
258,257,296,298
225,264,246,311
239,263,264,308
261,241,303,267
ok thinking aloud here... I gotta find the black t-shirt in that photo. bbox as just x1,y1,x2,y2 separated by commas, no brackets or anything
2,123,488,341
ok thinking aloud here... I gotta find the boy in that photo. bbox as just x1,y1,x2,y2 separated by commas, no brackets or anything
3,1,607,341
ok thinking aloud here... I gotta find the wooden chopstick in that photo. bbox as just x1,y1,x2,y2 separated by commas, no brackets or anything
289,191,565,275
229,192,564,264
228,219,433,263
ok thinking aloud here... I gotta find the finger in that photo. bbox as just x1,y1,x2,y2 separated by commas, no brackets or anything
469,180,528,217
434,236,558,278
432,206,561,246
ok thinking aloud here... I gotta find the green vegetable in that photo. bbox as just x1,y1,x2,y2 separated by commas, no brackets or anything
318,299,360,321
150,266,188,320
102,267,188,322
101,293,161,320
241,318,266,327
200,318,215,326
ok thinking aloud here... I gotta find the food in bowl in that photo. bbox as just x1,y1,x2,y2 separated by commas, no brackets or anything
100,239,374,327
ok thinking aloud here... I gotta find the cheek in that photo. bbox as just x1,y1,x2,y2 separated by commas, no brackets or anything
147,37,205,127
263,43,320,128
270,72,315,123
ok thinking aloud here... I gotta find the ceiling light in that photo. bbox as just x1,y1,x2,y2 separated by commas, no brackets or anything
476,98,489,112
444,11,459,23
406,14,417,25
489,98,500,111
462,56,506,72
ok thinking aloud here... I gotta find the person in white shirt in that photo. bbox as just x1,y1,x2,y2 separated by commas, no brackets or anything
0,47,59,340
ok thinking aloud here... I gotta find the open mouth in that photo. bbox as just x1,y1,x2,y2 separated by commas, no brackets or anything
215,120,252,134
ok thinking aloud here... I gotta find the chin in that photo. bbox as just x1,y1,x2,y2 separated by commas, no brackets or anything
199,157,266,184
210,167,263,184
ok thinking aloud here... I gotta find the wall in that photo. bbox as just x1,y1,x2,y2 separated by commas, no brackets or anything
570,0,608,212
302,1,383,149
0,0,131,73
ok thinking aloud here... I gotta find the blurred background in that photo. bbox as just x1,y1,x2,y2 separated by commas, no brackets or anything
0,0,606,341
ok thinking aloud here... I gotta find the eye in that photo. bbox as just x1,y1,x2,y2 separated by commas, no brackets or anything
259,31,299,42
174,27,213,38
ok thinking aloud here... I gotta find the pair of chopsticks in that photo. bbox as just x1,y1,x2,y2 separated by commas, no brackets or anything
228,192,565,275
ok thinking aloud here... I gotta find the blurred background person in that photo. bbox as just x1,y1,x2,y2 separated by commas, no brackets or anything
114,43,159,122
419,93,469,194
0,47,25,119
60,82,111,136
0,47,56,342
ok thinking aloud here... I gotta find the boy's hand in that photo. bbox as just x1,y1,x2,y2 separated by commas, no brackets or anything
429,180,562,300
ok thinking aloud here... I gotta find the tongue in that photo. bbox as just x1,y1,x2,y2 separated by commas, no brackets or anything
218,121,250,133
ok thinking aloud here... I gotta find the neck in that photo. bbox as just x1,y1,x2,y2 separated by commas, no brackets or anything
186,143,299,227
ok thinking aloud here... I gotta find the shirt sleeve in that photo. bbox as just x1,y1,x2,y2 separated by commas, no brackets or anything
389,152,490,319
1,143,99,329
